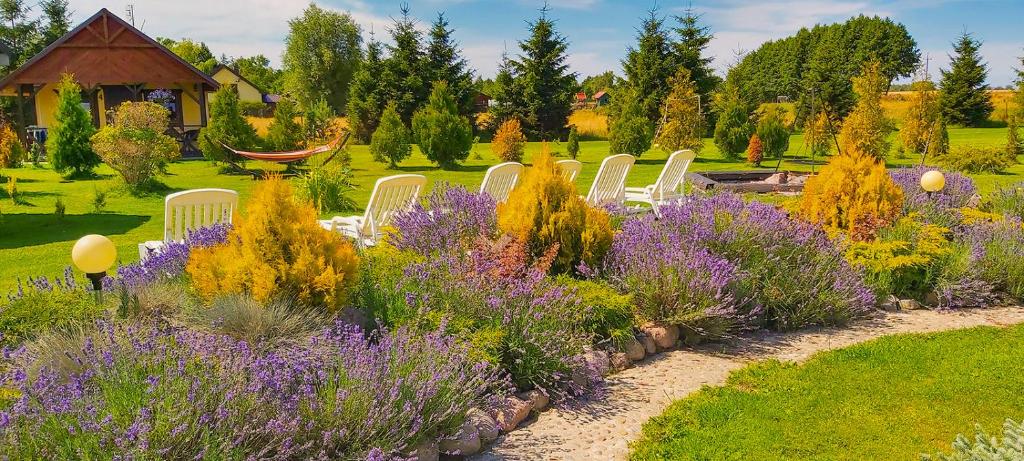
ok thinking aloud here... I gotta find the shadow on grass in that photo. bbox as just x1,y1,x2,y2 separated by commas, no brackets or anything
0,213,150,249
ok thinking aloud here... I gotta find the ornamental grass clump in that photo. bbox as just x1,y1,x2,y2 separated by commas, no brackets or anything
890,166,977,227
608,193,875,333
0,320,500,459
498,151,613,274
390,184,498,257
186,176,360,312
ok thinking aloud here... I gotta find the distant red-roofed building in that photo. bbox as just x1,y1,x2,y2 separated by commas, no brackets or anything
592,90,609,107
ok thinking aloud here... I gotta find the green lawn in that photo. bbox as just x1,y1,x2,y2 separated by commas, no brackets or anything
0,126,1017,292
629,324,1024,461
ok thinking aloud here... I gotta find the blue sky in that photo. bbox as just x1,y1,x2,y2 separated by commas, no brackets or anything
67,0,1024,85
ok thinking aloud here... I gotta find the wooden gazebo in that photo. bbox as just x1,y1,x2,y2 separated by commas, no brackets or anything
0,8,220,157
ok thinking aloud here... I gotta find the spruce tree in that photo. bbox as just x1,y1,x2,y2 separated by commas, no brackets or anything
386,5,428,123
47,74,99,176
621,8,675,123
426,13,474,116
672,7,721,125
38,0,70,46
347,38,388,143
939,32,993,127
490,54,526,126
265,98,303,151
509,6,576,140
566,125,580,159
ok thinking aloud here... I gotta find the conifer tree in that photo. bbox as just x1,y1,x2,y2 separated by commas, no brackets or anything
655,68,704,153
371,102,412,168
47,74,99,176
386,5,428,123
490,54,526,126
756,108,790,160
609,87,653,156
426,13,475,116
671,7,721,126
198,85,259,162
1008,116,1023,160
621,8,675,123
900,79,941,156
508,6,575,140
1014,52,1024,120
347,38,388,143
839,61,892,159
566,125,580,159
939,32,993,126
713,85,753,159
412,81,473,169
265,98,303,151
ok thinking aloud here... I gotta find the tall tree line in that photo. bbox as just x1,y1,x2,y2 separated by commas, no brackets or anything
347,6,474,143
726,15,920,122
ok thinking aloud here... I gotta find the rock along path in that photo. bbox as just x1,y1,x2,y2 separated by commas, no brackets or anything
472,306,1024,461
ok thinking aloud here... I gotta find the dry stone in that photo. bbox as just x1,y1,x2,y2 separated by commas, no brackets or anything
491,396,531,433
467,407,500,443
439,419,481,456
624,338,646,361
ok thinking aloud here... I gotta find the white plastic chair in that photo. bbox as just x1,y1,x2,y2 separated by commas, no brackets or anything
624,150,696,215
480,162,524,203
585,154,636,206
320,174,426,246
138,188,238,259
555,159,582,182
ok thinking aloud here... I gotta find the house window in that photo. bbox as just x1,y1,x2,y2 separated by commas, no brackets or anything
145,88,178,121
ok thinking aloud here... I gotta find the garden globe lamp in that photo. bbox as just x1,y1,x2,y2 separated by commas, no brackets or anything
920,170,945,196
72,234,116,294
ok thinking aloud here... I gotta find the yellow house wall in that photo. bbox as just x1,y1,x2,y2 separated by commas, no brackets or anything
211,68,263,103
30,83,205,129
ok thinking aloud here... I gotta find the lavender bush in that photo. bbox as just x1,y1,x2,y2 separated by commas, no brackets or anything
1,267,102,346
987,182,1024,220
111,223,231,290
607,193,875,333
390,184,497,256
890,166,977,227
0,320,499,459
957,217,1024,299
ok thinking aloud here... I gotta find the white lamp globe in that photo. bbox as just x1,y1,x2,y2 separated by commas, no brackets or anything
72,234,117,274
920,170,946,193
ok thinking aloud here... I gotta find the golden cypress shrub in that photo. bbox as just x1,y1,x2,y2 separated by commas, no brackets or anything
187,176,360,311
497,150,613,274
797,153,904,240
492,118,527,162
839,61,893,159
0,122,24,168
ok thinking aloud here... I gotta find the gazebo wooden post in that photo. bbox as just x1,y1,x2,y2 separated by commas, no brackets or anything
14,84,27,146
198,83,208,127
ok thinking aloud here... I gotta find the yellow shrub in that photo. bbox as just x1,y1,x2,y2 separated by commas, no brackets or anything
798,153,904,240
187,176,360,311
0,123,24,168
497,150,613,273
492,118,527,162
960,207,1003,225
845,216,952,297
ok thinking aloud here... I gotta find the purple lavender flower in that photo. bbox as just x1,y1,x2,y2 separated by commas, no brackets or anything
890,166,977,226
390,184,497,257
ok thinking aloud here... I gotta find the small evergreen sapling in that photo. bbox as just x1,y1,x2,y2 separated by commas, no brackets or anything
370,102,412,168
609,87,654,156
198,85,259,163
265,98,303,151
756,108,790,160
922,418,1024,461
412,81,473,169
566,125,580,159
47,74,99,176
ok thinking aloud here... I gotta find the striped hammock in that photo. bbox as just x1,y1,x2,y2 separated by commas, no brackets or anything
220,135,342,164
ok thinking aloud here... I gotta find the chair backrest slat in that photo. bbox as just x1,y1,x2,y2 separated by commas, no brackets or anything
480,162,524,203
555,159,582,182
586,154,635,206
164,189,239,242
651,150,697,200
362,174,427,236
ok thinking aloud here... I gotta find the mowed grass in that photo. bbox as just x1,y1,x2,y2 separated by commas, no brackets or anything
629,324,1024,461
0,125,1017,291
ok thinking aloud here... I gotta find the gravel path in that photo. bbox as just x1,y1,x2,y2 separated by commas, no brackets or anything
472,306,1024,461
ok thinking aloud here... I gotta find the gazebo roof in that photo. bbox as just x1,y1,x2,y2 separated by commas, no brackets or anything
0,8,219,92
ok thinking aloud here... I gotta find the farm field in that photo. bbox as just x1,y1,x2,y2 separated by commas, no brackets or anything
1,126,1018,292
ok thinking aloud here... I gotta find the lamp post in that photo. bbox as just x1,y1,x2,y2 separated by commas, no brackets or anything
920,170,946,197
72,234,117,301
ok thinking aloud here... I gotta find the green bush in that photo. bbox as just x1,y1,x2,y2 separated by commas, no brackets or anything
936,145,1015,173
555,276,634,347
370,102,412,167
412,82,473,169
713,89,753,160
609,87,653,156
845,217,955,300
756,108,790,160
91,102,180,191
1,276,106,347
303,97,335,144
987,183,1024,219
922,419,1024,461
47,74,100,176
265,98,303,151
198,85,259,163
